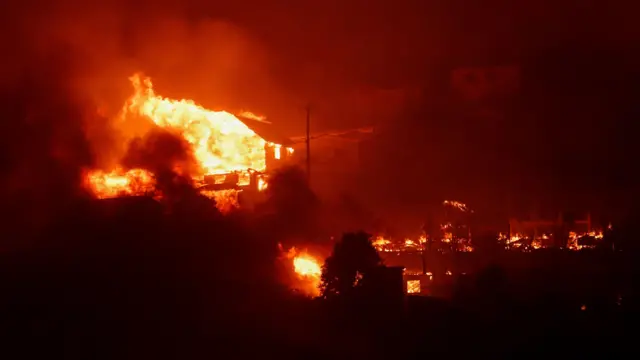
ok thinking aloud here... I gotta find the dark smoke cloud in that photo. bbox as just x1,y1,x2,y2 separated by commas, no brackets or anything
257,166,321,244
122,129,198,177
121,128,205,202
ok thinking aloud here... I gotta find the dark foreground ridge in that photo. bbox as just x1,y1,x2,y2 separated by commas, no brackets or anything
0,196,636,360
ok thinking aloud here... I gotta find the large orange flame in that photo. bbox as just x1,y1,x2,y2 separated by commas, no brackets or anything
85,168,156,199
85,73,285,207
124,74,267,176
293,255,322,279
283,247,322,297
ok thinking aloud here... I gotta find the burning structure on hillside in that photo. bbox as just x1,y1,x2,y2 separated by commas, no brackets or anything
503,212,605,251
372,200,475,254
78,75,610,299
84,73,293,212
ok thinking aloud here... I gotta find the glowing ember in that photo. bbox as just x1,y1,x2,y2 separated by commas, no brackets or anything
443,200,472,212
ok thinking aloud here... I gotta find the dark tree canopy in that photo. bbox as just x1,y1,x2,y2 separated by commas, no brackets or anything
266,166,318,212
320,232,383,298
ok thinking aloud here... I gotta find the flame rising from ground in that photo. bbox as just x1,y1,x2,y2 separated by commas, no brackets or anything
85,168,156,199
283,246,322,297
293,255,322,279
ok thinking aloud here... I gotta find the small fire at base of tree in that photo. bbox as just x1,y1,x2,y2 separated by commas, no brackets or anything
280,245,322,297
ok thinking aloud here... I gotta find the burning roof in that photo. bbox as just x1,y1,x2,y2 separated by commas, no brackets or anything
125,73,268,175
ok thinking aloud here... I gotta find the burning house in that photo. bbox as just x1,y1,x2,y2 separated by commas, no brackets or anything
84,73,293,212
506,212,602,250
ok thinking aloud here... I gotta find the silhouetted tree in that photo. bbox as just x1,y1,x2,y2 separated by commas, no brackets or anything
320,232,383,298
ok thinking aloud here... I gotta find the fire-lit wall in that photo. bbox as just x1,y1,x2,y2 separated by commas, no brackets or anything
265,143,294,172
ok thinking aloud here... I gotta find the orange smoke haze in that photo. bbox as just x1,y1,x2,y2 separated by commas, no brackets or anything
3,2,412,156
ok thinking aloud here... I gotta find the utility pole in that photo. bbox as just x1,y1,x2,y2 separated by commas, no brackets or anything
305,104,311,185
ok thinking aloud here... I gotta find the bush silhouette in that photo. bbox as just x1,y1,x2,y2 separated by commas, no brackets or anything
320,232,383,298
